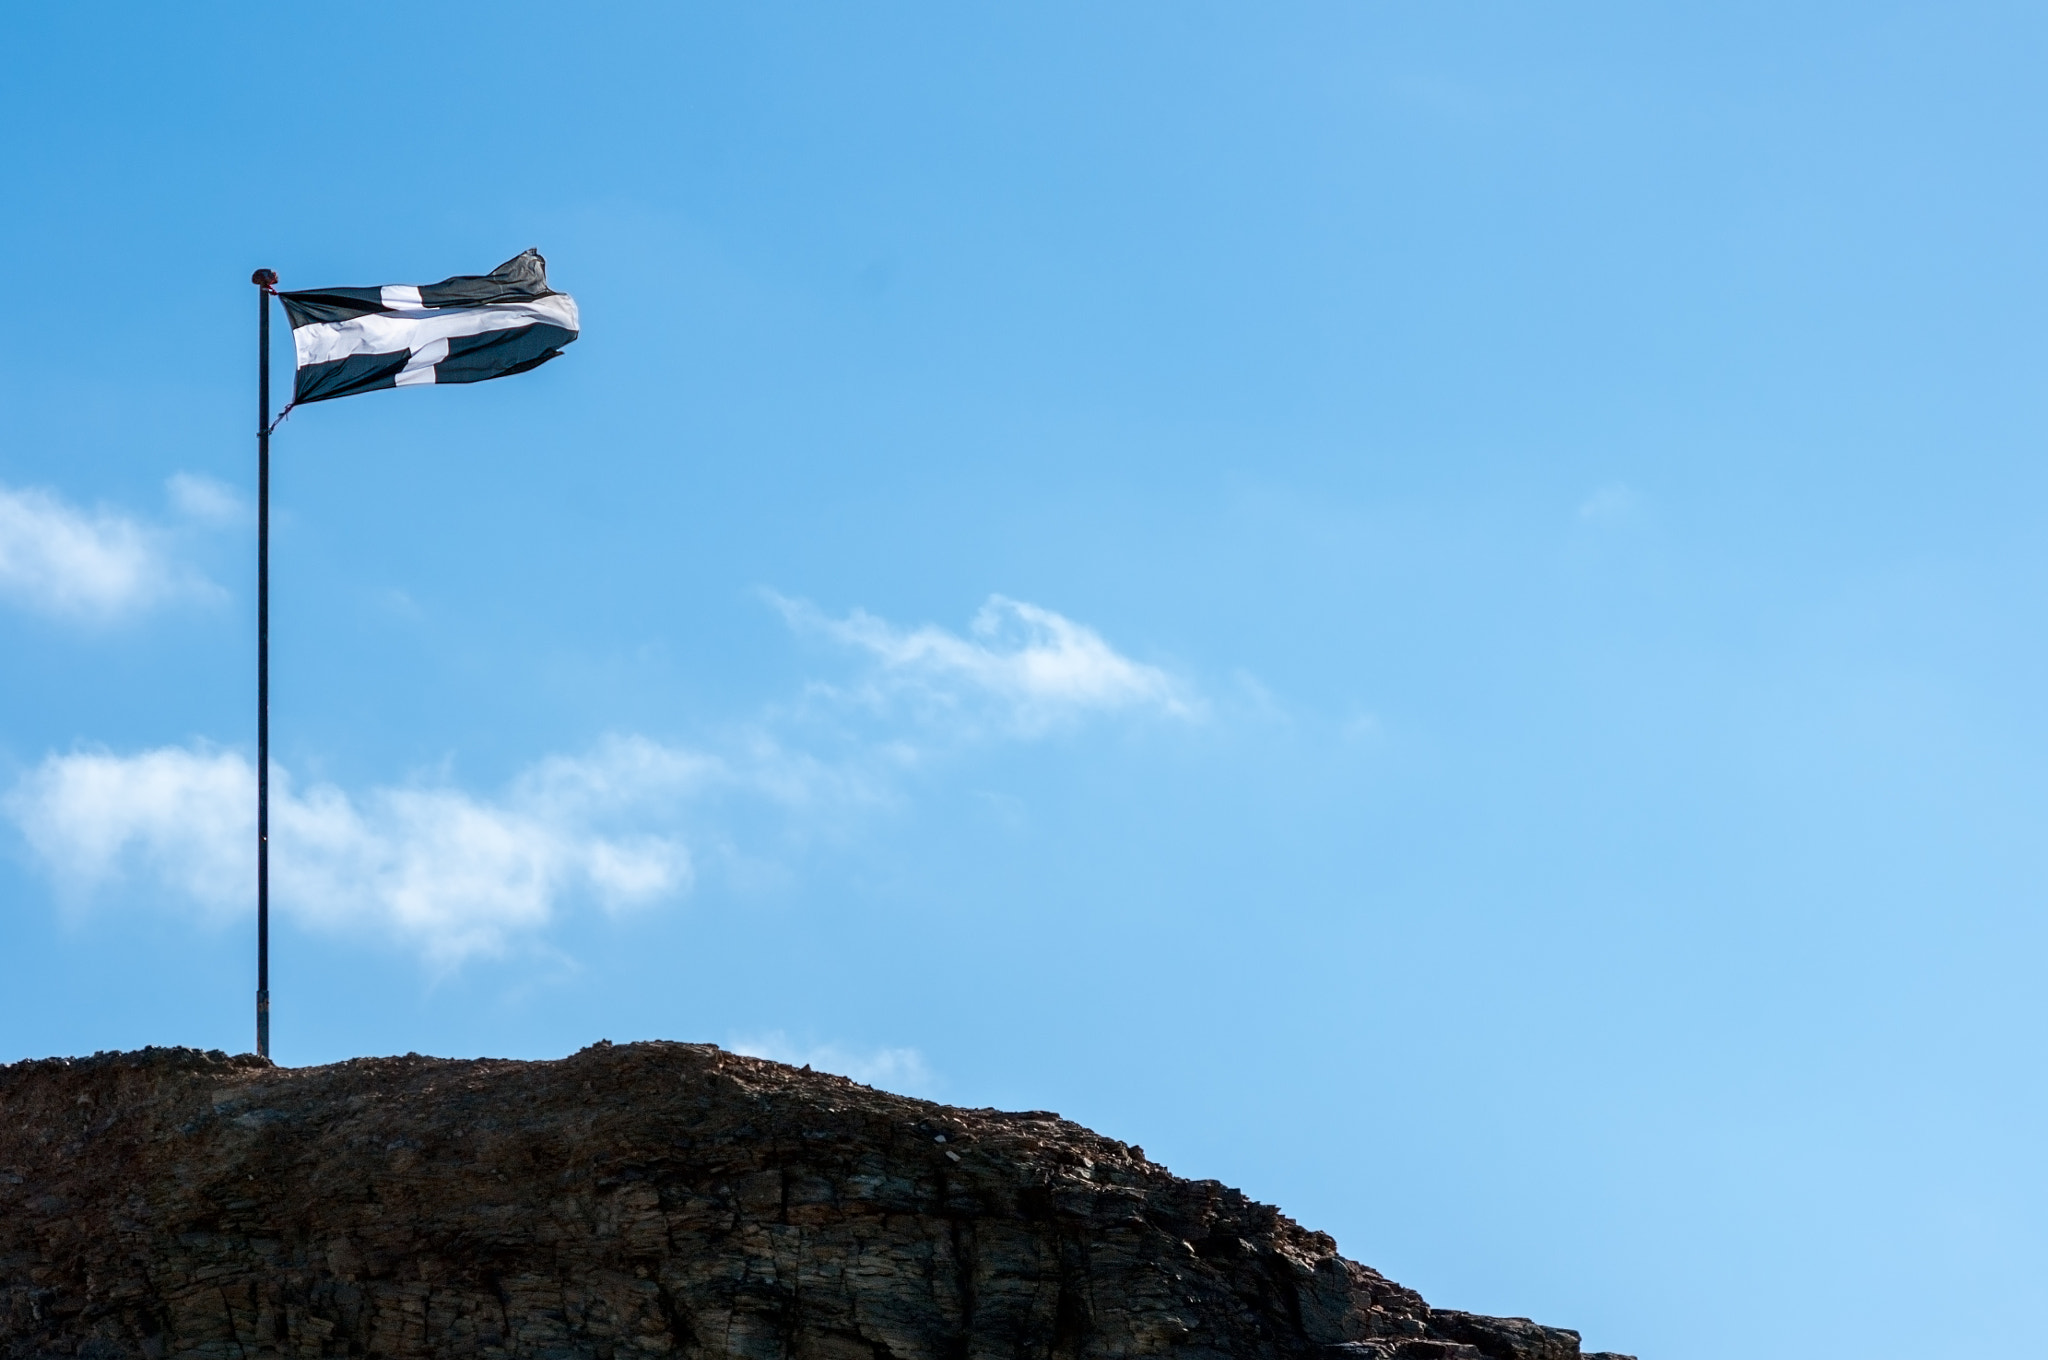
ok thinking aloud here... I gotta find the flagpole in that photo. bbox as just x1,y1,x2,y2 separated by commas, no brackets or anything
252,267,277,1062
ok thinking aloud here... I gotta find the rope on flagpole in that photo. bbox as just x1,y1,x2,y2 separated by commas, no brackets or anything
260,279,294,436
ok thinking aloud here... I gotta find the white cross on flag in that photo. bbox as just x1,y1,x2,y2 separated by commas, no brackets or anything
276,249,579,405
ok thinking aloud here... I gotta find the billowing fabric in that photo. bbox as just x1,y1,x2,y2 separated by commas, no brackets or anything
277,250,580,405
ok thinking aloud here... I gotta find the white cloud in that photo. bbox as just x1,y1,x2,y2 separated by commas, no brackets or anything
9,745,254,909
5,738,701,964
166,473,246,528
6,597,1204,965
513,735,722,818
779,593,1198,732
729,1031,938,1096
0,482,182,619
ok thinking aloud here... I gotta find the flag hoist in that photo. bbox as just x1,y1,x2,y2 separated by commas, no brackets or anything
249,252,580,1059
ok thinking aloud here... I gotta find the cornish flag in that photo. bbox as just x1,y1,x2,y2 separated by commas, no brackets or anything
277,249,579,405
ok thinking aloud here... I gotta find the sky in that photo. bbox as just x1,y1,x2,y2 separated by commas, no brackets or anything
2,4,2045,1357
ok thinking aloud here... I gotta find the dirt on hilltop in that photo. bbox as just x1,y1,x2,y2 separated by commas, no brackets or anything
0,1043,1632,1360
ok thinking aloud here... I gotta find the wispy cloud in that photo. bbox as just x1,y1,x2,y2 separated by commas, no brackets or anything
778,593,1199,733
729,1031,937,1096
6,595,1202,964
0,474,242,621
6,738,707,964
166,473,247,528
1577,483,1643,525
0,483,184,620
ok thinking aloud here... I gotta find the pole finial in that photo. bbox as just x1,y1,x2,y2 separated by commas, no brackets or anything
251,268,278,287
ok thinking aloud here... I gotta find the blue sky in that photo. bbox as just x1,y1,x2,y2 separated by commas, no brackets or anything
3,4,2046,1357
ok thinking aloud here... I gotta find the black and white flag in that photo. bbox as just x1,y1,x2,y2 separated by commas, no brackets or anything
277,249,579,406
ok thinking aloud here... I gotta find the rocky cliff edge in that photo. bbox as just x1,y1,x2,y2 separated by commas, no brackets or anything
0,1043,1633,1360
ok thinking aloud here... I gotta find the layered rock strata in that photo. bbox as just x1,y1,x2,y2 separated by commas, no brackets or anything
0,1044,1632,1360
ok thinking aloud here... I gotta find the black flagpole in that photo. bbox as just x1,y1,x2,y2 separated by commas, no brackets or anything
252,267,276,1061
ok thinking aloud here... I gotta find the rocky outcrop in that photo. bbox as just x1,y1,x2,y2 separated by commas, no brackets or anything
0,1044,1632,1360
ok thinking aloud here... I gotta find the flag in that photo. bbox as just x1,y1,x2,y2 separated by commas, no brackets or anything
276,249,579,406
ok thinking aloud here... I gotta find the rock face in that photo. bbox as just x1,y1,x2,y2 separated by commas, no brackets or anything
0,1044,1632,1360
